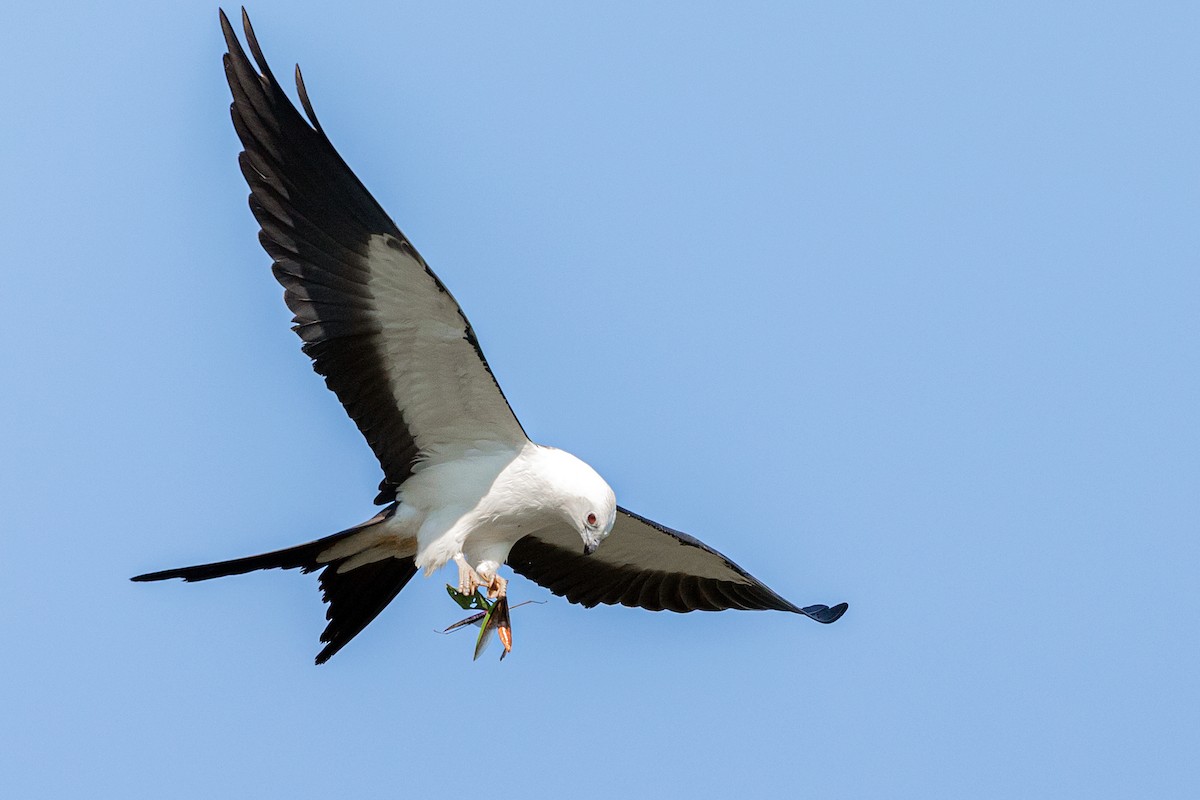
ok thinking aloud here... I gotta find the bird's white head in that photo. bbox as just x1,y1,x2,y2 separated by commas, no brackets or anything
536,446,617,556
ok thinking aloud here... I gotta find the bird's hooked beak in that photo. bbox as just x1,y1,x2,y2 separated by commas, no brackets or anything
582,532,601,556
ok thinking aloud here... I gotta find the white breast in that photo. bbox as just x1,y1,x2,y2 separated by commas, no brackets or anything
401,442,559,573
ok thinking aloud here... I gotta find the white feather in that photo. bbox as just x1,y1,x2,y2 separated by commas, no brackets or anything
365,234,527,453
330,442,617,579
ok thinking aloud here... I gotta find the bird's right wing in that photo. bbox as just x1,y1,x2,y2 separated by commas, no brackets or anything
221,11,527,502
507,507,847,621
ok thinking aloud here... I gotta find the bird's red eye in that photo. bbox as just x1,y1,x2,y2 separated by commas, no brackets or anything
586,512,598,527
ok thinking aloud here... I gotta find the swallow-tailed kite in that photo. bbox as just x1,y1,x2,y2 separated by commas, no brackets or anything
132,9,848,664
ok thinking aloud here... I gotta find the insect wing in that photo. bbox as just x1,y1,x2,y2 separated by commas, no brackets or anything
473,602,499,661
493,596,513,661
446,585,490,611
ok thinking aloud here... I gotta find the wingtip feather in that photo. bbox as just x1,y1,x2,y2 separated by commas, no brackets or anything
295,64,325,134
800,602,849,624
130,568,187,583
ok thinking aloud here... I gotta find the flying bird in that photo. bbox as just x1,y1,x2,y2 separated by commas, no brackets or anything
133,9,848,664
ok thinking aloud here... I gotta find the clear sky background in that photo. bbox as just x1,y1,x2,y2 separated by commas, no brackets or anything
2,1,1197,797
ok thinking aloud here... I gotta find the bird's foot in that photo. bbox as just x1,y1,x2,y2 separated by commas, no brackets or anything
484,574,507,600
453,554,508,600
454,553,485,596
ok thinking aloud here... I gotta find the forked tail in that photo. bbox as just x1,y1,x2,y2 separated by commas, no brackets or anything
132,504,417,664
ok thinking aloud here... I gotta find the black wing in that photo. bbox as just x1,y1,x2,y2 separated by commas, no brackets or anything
507,507,847,621
221,10,526,503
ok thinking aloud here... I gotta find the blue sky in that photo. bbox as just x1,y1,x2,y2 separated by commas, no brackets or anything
2,1,1197,797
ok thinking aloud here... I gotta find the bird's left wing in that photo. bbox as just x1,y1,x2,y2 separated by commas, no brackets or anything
221,10,527,503
507,507,847,621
